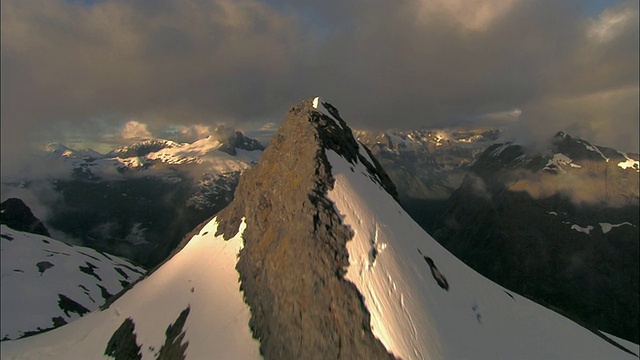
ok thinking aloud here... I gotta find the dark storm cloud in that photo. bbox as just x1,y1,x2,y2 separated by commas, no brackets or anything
1,0,638,174
1,0,304,165
301,0,638,152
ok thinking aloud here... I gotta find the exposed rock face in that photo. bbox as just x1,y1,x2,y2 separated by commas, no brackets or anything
104,318,142,360
433,133,639,342
0,198,50,237
215,98,396,359
218,131,265,155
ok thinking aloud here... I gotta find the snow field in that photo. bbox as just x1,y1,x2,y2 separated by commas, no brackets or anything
0,219,261,360
326,148,636,360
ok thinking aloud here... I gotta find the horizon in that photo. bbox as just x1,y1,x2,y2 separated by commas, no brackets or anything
2,0,638,175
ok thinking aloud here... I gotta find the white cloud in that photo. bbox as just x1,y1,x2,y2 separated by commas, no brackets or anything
417,0,520,31
588,2,638,42
121,120,152,141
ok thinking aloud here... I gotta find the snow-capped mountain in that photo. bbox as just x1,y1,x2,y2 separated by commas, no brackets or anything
355,128,500,199
433,131,639,343
44,129,262,177
2,98,637,359
1,199,144,341
106,139,183,159
42,143,104,161
2,130,264,268
355,128,500,232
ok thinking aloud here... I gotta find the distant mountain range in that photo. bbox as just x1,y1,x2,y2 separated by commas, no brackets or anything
432,131,639,342
356,128,502,232
1,98,636,359
2,128,263,268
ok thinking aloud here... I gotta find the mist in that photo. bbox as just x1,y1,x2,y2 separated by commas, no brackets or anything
2,0,638,179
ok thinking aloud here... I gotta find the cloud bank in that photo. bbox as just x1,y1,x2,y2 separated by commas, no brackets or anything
2,0,638,174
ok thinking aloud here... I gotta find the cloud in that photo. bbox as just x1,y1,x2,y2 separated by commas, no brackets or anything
121,121,152,141
1,0,638,177
416,0,520,32
159,124,213,143
1,0,303,169
588,1,638,42
508,162,638,207
506,85,639,152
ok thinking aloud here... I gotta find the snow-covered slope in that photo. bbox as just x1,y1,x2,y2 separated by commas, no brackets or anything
0,219,260,359
326,148,638,359
2,97,636,359
1,225,144,341
316,97,636,359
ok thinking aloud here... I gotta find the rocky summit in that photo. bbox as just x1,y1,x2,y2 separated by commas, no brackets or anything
1,198,50,237
215,97,396,359
1,98,637,360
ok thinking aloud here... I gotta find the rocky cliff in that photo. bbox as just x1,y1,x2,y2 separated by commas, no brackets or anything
215,97,397,359
1,198,50,237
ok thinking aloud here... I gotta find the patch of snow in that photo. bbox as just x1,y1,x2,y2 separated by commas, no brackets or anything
578,140,609,162
357,142,376,166
600,331,640,357
490,143,511,157
1,225,144,340
116,156,147,168
617,153,639,172
599,222,635,234
544,153,579,173
312,96,342,129
0,219,261,359
146,136,222,165
571,224,594,235
325,149,633,359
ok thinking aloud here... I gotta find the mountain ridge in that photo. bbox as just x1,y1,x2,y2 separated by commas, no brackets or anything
214,97,396,359
0,198,50,237
1,97,636,359
433,131,639,342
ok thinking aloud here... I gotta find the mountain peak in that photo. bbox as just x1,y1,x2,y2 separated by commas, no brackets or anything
0,198,50,237
217,130,265,156
3,99,636,359
214,97,396,359
108,139,181,159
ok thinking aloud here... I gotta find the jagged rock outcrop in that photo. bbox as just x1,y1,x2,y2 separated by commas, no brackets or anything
0,198,50,237
218,131,265,155
215,98,396,359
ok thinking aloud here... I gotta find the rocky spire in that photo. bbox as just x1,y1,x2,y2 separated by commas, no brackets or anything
215,97,396,359
1,198,50,237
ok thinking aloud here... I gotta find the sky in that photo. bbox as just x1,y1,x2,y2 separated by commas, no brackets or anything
1,0,638,174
